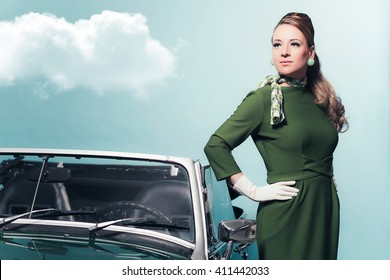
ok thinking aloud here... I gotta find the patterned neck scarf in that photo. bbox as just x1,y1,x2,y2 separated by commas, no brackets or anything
258,74,307,125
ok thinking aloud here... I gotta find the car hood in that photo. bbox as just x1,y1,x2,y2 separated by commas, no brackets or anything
0,233,192,260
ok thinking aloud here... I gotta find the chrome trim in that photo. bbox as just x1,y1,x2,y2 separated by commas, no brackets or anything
0,148,190,164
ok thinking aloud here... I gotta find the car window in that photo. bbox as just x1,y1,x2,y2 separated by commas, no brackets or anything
0,154,195,243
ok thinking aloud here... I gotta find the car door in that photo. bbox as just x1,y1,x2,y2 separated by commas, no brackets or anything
203,165,245,259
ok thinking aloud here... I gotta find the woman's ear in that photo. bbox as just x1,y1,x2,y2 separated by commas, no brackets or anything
309,45,315,59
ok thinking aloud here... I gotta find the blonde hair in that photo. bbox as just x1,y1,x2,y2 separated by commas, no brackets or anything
276,12,348,132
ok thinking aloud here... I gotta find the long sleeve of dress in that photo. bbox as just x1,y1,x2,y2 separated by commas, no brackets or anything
204,89,265,180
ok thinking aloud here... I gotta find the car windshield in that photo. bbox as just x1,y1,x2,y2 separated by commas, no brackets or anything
0,153,194,242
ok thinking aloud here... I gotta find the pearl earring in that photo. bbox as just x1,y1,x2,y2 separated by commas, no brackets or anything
307,58,315,66
270,58,274,66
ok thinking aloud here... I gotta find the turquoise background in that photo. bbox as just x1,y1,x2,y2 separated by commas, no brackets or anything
0,0,389,259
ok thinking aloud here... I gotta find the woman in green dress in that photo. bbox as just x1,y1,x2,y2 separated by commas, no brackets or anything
204,12,348,260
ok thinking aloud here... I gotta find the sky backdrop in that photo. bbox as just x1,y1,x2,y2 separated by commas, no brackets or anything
0,0,389,259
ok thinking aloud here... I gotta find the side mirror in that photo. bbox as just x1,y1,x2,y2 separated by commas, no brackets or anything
218,219,256,243
218,219,256,259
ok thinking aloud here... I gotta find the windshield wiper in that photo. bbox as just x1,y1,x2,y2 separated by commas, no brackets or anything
0,208,56,228
89,218,189,238
0,208,97,228
122,219,189,230
33,209,97,218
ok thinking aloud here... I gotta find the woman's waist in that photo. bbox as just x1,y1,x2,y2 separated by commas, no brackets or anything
266,154,334,183
266,169,332,183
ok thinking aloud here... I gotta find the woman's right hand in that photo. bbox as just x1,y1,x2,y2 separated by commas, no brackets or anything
232,174,299,202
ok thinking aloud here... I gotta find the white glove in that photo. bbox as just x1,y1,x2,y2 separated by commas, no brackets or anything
232,174,299,202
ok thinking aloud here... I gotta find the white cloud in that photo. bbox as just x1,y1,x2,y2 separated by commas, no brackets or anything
0,11,177,97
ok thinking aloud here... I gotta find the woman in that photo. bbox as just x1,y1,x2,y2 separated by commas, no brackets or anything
204,12,348,260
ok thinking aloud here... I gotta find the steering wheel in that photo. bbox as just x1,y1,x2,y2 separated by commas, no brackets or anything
98,201,171,223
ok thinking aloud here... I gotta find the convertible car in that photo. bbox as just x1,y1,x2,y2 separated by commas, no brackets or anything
0,148,256,260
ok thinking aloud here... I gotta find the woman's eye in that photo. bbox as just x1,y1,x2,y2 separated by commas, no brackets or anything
272,43,281,48
291,42,301,47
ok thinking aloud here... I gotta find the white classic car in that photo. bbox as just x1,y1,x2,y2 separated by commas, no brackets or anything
0,148,256,260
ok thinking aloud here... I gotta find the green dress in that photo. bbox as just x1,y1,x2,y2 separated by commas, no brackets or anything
204,85,340,260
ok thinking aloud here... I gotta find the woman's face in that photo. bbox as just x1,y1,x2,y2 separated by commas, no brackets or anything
272,24,315,79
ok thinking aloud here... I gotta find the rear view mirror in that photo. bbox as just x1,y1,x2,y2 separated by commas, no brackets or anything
27,167,71,183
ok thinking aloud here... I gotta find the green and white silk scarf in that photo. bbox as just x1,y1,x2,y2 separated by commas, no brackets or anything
258,74,307,125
